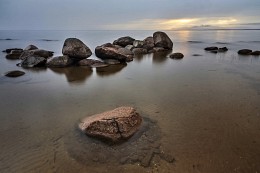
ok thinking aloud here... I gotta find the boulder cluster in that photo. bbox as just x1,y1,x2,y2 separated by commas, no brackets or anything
2,31,175,72
204,46,228,54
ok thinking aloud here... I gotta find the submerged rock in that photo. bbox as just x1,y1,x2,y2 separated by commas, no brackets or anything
238,49,253,55
6,53,22,60
204,47,218,51
103,59,121,65
47,55,74,67
250,51,260,56
5,70,25,77
113,36,135,47
153,47,169,52
169,52,184,59
62,38,92,60
95,43,133,62
218,47,228,52
153,31,173,50
79,107,142,142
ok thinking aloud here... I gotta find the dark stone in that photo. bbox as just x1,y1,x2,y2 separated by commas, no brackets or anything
250,51,260,56
169,53,184,59
204,47,218,51
132,48,148,54
2,48,23,53
5,70,25,77
20,49,53,60
62,38,92,60
218,47,228,52
95,43,133,62
153,31,173,50
133,40,144,48
21,56,47,68
24,45,38,51
5,53,21,60
113,36,135,47
210,50,218,54
79,107,142,143
238,49,253,55
47,55,74,67
143,36,155,51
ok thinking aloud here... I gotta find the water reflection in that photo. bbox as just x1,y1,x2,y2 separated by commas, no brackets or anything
96,63,127,77
152,51,171,64
50,66,93,84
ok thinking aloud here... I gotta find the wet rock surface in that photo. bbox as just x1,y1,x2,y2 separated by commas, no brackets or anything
204,47,219,51
24,45,38,51
2,48,23,53
20,56,47,68
66,116,175,168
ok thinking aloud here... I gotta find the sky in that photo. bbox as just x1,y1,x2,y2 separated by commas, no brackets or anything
0,0,259,30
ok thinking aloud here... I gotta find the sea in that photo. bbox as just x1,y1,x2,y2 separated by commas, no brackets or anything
0,30,260,173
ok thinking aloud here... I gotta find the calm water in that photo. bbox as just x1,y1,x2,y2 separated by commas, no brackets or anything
0,30,260,173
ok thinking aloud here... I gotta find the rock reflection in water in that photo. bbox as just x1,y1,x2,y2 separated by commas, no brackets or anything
96,63,127,77
152,51,171,64
65,117,175,168
50,66,93,84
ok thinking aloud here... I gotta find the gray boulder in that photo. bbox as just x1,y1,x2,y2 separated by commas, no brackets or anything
47,55,74,67
21,56,46,68
113,36,135,47
95,43,133,62
79,106,142,142
20,49,53,60
62,38,92,60
153,31,173,50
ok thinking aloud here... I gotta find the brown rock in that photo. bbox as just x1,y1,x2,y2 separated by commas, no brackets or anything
132,48,148,54
46,55,74,67
79,107,142,142
24,45,38,51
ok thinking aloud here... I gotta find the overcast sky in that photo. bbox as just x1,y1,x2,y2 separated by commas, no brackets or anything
0,0,259,30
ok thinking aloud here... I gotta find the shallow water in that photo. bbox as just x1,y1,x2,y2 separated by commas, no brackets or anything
0,30,260,173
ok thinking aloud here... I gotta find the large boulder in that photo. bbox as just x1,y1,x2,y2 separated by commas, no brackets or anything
79,107,142,142
62,38,92,60
95,43,133,62
238,49,253,55
153,31,173,50
20,56,46,68
113,36,135,47
47,55,74,67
